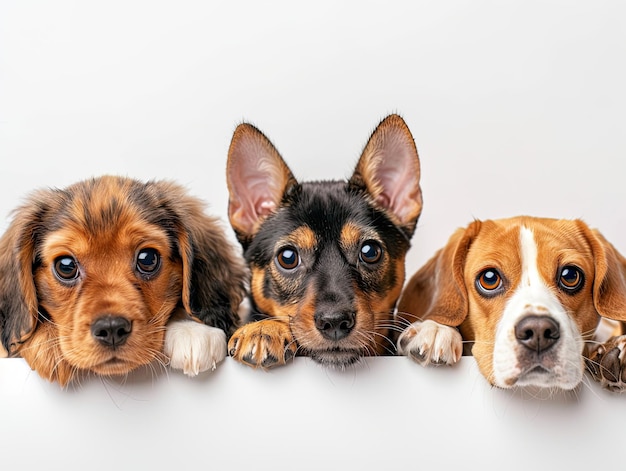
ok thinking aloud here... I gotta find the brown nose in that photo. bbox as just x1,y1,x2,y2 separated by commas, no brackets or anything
514,315,560,353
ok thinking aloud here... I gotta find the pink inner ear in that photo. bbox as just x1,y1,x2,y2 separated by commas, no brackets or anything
256,199,277,216
227,126,290,235
373,130,422,224
229,170,278,234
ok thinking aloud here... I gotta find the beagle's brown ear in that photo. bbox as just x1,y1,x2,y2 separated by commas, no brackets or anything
580,223,626,321
0,196,47,356
349,114,422,238
166,186,248,338
226,123,298,247
397,221,482,327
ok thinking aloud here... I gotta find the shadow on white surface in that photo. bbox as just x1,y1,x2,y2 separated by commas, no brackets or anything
1,1,626,469
1,356,623,470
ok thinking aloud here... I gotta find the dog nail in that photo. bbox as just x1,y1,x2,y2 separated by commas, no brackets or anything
261,353,279,368
284,349,294,362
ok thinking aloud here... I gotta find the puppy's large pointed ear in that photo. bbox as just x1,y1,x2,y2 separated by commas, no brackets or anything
349,114,422,237
579,222,626,321
166,185,248,338
397,221,481,327
0,198,45,356
226,123,298,245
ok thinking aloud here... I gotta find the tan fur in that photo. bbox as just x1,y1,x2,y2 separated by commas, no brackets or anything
398,216,626,390
0,175,246,386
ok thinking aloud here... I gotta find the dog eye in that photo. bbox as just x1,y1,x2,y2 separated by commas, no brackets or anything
359,240,383,264
53,256,79,281
558,265,584,292
276,247,299,270
476,268,503,294
136,248,161,275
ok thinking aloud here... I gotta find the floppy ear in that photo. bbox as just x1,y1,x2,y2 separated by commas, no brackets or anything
0,197,46,356
349,114,422,238
170,191,248,338
226,123,298,245
397,221,481,327
579,222,626,321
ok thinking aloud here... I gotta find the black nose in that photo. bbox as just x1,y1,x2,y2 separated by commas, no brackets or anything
91,315,132,348
514,315,560,353
314,310,355,341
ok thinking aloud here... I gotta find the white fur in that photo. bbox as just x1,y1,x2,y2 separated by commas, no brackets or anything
594,318,622,344
397,319,463,366
164,318,227,377
492,226,584,389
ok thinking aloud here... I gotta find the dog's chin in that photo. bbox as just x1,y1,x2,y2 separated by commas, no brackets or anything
87,357,146,376
501,364,583,392
309,348,363,369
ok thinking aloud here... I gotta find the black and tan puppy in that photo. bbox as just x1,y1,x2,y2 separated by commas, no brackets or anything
0,175,247,386
226,114,422,369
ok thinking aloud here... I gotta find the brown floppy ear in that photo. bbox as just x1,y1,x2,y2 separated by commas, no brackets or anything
397,221,481,327
579,223,626,321
226,123,298,246
349,114,422,238
166,187,248,338
0,198,46,356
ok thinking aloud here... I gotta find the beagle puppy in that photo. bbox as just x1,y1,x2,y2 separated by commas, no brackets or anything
0,175,247,387
396,216,626,392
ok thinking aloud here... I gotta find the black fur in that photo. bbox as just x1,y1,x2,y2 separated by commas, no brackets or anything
245,180,413,326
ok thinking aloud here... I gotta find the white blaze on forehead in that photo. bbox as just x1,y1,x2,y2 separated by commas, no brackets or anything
520,226,540,288
492,225,584,389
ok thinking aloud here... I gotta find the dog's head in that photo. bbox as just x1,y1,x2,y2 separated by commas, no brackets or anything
398,216,626,390
0,175,246,385
226,114,422,367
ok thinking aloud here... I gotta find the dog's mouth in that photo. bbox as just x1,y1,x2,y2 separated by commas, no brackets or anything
524,365,550,375
508,364,581,391
84,350,157,376
89,356,137,375
308,347,364,369
508,364,553,386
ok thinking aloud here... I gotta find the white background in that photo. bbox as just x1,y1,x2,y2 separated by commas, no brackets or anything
1,1,626,470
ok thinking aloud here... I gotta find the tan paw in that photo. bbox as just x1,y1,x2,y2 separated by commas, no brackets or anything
227,319,296,368
397,320,462,366
586,335,626,392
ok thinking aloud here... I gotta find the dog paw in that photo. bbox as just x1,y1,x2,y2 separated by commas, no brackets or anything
228,319,296,368
164,319,227,377
397,320,462,366
586,335,626,392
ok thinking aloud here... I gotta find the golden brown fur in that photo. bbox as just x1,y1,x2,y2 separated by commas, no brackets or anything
397,216,626,392
0,175,246,386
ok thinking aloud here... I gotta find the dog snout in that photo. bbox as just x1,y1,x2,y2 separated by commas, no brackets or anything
514,315,560,353
314,310,355,341
91,315,132,348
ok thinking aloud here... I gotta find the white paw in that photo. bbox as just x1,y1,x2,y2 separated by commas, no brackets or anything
397,320,462,366
164,319,227,377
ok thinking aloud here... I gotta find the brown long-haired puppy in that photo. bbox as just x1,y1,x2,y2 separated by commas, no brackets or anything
0,175,247,387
